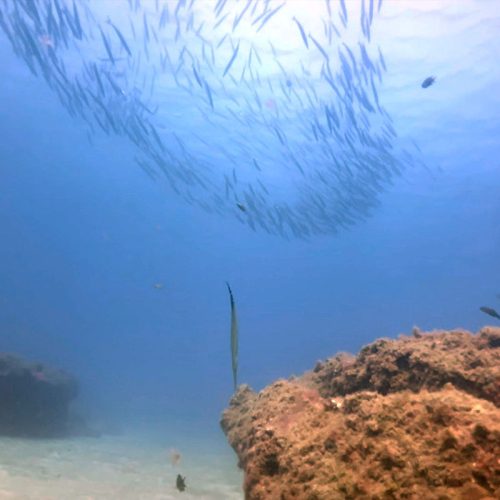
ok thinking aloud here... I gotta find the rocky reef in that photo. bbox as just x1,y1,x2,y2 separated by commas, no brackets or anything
221,327,500,499
0,352,78,437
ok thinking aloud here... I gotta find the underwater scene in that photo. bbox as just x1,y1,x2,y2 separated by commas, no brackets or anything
0,0,499,498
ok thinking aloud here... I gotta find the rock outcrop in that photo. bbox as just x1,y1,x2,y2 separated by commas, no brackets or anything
0,352,78,437
221,327,500,499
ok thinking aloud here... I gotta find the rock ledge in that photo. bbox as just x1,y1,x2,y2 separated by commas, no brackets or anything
221,327,500,499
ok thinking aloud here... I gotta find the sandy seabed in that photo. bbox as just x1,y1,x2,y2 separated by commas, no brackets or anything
0,431,242,499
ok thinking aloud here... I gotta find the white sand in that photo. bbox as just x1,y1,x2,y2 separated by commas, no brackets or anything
0,432,242,499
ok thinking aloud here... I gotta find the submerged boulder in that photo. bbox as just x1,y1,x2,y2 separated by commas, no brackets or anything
221,327,500,499
0,352,78,437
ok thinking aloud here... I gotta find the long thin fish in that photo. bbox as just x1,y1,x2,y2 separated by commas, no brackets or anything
108,21,132,56
72,0,83,39
214,0,228,18
223,42,239,77
339,0,348,23
292,16,308,48
308,34,329,60
256,2,285,32
214,12,229,29
99,28,115,64
226,282,238,391
203,80,214,109
233,0,252,31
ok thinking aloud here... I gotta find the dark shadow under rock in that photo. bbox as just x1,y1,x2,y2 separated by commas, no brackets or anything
0,352,78,437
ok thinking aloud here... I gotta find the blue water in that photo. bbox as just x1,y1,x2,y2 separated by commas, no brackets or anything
0,0,499,465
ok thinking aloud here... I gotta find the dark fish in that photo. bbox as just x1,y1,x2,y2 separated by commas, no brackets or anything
214,0,228,18
251,5,271,26
223,42,239,77
192,64,202,86
232,0,252,31
309,34,329,60
174,0,186,18
99,28,115,64
159,4,169,27
255,2,285,32
143,12,150,42
214,12,229,29
378,47,386,71
236,202,246,212
176,474,186,492
216,33,228,48
226,282,239,391
292,16,308,49
108,21,132,57
340,0,348,22
203,80,214,109
274,126,286,145
72,0,83,39
421,76,436,88
479,306,500,320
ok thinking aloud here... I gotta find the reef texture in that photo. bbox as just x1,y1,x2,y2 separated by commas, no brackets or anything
0,352,78,437
221,327,500,499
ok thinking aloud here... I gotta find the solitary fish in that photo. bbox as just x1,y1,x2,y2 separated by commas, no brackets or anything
154,283,164,289
236,202,246,212
176,474,186,492
421,76,436,88
226,282,239,391
169,448,181,466
479,306,500,320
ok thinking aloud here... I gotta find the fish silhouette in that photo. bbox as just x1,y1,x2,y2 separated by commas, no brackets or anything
176,474,186,492
421,76,436,88
479,306,500,320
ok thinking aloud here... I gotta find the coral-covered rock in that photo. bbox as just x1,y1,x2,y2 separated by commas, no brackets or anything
311,327,500,407
221,327,500,499
0,352,78,437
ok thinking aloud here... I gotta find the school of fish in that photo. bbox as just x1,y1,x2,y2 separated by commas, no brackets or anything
0,0,425,238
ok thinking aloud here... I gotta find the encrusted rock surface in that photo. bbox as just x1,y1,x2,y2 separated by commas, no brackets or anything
221,327,500,499
0,352,78,437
